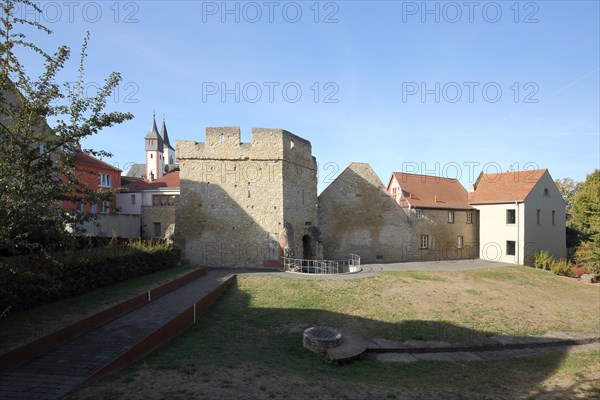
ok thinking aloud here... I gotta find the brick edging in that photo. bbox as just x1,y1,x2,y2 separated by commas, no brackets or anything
89,274,236,382
0,267,206,373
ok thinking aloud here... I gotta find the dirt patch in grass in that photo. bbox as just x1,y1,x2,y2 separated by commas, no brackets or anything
70,351,600,400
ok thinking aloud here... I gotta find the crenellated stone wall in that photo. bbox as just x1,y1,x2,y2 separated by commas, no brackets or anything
175,127,318,268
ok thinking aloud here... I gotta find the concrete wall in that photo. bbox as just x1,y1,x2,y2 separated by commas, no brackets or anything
522,171,567,264
80,214,141,239
318,163,411,263
116,192,142,215
474,202,525,264
175,127,317,268
142,206,176,239
408,208,479,261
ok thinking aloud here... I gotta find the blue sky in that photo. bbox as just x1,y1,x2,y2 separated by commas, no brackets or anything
15,0,600,193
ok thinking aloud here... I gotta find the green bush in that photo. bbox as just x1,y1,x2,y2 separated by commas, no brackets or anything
0,241,181,313
574,241,600,274
533,250,553,270
549,258,571,277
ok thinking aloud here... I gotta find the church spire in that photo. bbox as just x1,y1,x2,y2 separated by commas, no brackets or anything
161,116,174,150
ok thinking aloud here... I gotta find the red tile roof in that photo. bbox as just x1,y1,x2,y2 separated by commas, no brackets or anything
73,152,121,171
390,172,472,210
468,169,547,204
124,171,180,191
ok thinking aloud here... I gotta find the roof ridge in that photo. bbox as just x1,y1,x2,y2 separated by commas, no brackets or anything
478,168,547,177
393,171,459,181
74,152,121,171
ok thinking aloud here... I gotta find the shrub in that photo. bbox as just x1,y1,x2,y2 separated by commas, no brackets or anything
549,258,571,277
574,241,600,274
0,241,181,313
533,250,553,270
570,265,588,278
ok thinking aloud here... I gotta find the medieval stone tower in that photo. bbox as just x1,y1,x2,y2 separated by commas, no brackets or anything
175,127,319,268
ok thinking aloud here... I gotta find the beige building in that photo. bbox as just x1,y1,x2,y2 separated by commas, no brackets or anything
117,171,180,239
387,172,478,261
175,127,318,268
469,169,566,265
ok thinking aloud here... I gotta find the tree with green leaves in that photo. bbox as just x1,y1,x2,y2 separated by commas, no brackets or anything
555,177,580,214
569,170,600,272
570,170,600,243
0,0,133,255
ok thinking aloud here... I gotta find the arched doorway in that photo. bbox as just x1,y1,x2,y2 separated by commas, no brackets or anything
302,235,314,260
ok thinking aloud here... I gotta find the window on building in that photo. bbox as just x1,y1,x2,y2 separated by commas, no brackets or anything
153,222,162,237
457,236,463,249
101,201,110,214
131,195,136,205
506,209,516,224
75,201,83,212
99,173,112,188
150,153,153,159
91,204,97,213
552,210,556,226
415,209,422,219
537,209,541,225
420,235,429,249
152,195,178,206
507,241,516,256
448,211,455,223
466,212,473,224
544,188,549,196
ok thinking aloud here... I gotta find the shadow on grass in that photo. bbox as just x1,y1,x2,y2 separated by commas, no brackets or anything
133,278,598,399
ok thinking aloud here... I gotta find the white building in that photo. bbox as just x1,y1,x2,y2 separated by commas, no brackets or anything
118,114,180,239
469,169,567,265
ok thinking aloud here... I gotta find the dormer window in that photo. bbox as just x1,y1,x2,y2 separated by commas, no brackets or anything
220,133,225,144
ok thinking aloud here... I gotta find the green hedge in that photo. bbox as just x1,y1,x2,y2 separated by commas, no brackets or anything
0,241,181,313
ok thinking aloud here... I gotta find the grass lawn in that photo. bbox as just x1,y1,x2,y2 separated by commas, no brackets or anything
0,265,195,354
67,266,599,399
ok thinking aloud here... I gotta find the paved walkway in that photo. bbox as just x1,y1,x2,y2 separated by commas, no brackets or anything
371,332,600,363
0,269,233,400
235,259,509,280
326,329,600,363
373,259,509,272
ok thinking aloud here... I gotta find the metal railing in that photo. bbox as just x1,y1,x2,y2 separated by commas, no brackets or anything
283,253,361,274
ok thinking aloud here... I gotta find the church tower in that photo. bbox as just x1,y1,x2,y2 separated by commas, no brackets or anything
145,114,164,181
161,117,176,166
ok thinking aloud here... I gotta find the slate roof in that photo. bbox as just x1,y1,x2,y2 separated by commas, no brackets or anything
161,118,174,150
468,169,547,204
144,116,161,140
125,163,146,178
389,172,472,210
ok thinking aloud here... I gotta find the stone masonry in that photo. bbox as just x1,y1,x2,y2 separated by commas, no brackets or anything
318,163,412,262
175,127,318,268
